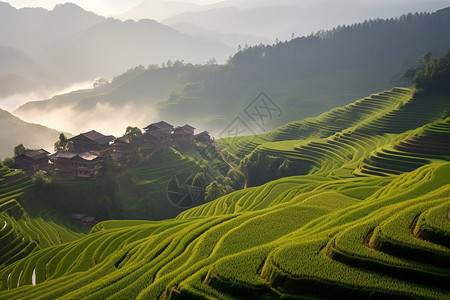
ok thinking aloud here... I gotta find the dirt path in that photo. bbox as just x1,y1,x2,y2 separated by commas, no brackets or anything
211,142,248,189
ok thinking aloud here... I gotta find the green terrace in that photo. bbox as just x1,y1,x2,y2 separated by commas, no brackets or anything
0,86,448,299
0,163,447,299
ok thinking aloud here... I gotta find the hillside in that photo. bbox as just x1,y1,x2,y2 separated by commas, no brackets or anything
0,2,230,95
14,8,450,138
35,144,225,221
162,0,450,40
0,87,448,298
0,109,64,159
0,46,53,98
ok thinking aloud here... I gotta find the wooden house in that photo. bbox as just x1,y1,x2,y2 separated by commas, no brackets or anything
172,126,194,143
180,124,195,135
50,152,103,179
143,121,174,135
13,149,50,174
113,136,131,154
69,130,115,156
143,129,171,144
194,131,211,144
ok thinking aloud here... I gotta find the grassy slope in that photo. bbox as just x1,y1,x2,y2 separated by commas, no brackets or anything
0,163,447,299
0,109,64,159
218,88,450,186
0,167,88,269
41,144,223,221
0,89,448,299
14,59,399,139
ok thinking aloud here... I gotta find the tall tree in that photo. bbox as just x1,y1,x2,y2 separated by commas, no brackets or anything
54,133,74,152
14,144,29,157
124,126,142,143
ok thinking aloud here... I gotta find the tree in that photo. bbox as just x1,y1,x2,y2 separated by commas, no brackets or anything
191,172,207,188
14,144,29,157
54,133,74,152
124,126,142,143
31,171,53,190
401,67,417,79
206,57,217,65
93,77,109,88
3,157,14,168
422,52,432,64
204,181,226,202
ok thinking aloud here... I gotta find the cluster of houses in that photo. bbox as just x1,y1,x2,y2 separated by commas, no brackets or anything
12,121,211,179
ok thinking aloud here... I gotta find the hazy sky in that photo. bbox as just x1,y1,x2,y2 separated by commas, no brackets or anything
6,0,223,15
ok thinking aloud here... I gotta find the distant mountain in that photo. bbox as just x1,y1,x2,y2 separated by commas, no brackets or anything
0,2,104,64
0,46,53,97
118,0,202,21
163,0,450,41
0,2,231,96
170,22,270,50
14,8,450,138
47,18,231,81
0,108,64,158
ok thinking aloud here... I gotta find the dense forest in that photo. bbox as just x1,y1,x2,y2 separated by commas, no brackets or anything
228,9,450,82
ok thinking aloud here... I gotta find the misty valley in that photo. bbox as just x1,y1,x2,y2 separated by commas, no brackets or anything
0,1,449,299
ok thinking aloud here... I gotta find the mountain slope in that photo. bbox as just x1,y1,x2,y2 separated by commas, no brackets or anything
1,86,449,298
0,163,448,298
14,8,450,137
48,18,230,80
0,109,63,158
0,2,231,95
0,46,53,97
163,0,450,40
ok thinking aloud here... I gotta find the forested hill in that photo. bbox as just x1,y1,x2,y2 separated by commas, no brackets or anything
14,7,450,140
228,7,450,82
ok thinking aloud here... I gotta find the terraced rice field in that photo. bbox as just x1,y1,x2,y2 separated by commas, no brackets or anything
0,162,447,299
0,168,87,268
229,89,450,183
0,88,448,299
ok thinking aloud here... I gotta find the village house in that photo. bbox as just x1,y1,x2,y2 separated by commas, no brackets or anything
172,124,195,143
70,213,99,226
69,130,115,156
112,136,131,164
143,121,174,134
13,149,50,174
50,152,103,179
194,131,212,144
113,136,131,154
143,121,174,145
179,124,195,135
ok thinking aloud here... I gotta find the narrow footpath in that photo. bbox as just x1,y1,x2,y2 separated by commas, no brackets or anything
211,142,248,189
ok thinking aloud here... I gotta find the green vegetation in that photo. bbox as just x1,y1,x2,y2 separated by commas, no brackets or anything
0,166,87,269
53,133,73,153
0,161,447,298
0,81,449,298
0,108,62,159
14,9,450,144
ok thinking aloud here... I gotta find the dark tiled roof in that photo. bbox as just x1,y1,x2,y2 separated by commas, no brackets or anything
116,136,130,144
144,129,167,138
81,130,105,141
52,152,100,161
194,131,210,139
20,149,50,160
144,121,173,130
94,135,116,145
71,130,115,145
173,127,192,135
180,124,195,133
